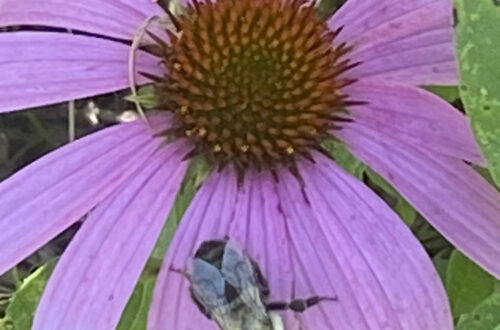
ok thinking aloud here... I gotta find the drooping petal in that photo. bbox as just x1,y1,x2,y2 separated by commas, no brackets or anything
148,168,239,330
0,0,164,40
149,158,452,329
342,79,485,165
340,123,500,279
330,0,457,85
0,32,163,113
0,115,171,276
33,139,189,330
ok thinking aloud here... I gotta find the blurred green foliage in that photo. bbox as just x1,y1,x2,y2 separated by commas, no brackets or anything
456,288,500,330
426,86,460,103
323,139,366,179
124,85,159,110
317,0,346,16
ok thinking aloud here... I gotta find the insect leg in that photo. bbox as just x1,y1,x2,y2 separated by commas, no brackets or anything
266,296,337,313
169,266,190,279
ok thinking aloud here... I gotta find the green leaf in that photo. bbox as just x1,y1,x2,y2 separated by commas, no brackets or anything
433,249,450,282
446,250,495,318
475,166,500,191
0,260,57,330
124,85,158,110
426,85,460,102
317,0,346,15
323,139,366,179
456,291,500,330
455,0,500,187
116,271,157,330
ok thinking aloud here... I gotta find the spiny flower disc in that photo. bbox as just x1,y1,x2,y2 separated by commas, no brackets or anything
156,0,356,172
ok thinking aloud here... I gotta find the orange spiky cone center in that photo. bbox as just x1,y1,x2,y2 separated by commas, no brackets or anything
155,0,356,172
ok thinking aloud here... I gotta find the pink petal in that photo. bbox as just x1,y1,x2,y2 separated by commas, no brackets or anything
277,157,451,329
149,160,452,329
0,32,163,113
0,115,171,276
343,79,485,165
0,0,164,40
330,0,458,85
340,124,500,279
33,140,189,330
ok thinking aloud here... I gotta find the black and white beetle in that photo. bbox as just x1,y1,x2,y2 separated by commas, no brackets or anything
177,237,336,330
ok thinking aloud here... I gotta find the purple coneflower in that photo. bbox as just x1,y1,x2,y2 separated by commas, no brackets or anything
0,0,499,329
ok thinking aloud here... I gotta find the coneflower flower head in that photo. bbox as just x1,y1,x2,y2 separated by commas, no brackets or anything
153,0,356,175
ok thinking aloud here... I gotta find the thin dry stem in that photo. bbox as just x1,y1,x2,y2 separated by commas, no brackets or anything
128,15,167,124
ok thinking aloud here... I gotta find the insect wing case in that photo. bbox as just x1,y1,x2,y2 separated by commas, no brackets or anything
220,240,268,319
220,240,257,288
191,258,229,312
